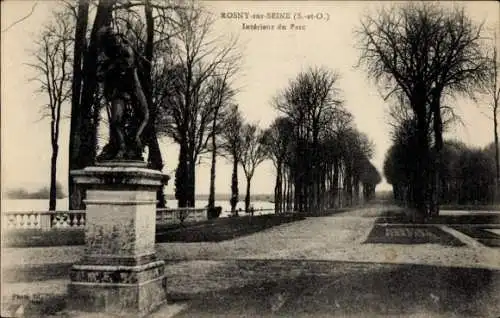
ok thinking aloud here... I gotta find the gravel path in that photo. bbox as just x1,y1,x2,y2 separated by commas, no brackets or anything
2,207,499,270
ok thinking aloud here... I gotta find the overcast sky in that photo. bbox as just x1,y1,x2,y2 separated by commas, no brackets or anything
1,1,499,196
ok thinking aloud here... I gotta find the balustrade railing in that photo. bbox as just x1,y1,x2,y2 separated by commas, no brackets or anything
2,210,86,231
156,207,207,225
2,208,208,231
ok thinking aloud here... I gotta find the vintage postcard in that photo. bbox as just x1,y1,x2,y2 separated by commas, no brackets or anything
1,1,499,317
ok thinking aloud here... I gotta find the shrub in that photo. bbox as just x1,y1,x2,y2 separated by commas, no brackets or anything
207,206,222,219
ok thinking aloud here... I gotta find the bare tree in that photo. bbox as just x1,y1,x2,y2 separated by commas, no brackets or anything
485,33,500,196
28,9,73,210
68,0,89,210
110,0,186,207
207,74,237,210
261,117,294,214
220,104,244,216
67,0,114,210
356,2,490,219
156,2,240,207
66,0,185,209
273,66,344,214
240,124,267,214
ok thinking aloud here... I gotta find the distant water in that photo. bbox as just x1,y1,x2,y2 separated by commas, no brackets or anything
1,199,275,218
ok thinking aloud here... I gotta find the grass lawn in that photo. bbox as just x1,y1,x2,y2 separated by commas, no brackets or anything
7,260,498,317
1,214,306,247
440,204,500,211
156,214,306,243
1,229,85,248
450,225,500,247
375,210,500,225
171,260,500,317
429,214,500,224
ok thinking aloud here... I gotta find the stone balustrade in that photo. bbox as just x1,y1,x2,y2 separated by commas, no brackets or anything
2,210,86,231
156,207,208,225
2,208,208,231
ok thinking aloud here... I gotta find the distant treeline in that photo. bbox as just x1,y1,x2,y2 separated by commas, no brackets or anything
375,190,394,201
5,183,66,199
385,136,499,206
164,193,274,202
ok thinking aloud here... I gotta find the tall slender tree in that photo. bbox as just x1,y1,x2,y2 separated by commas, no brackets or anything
220,104,244,215
240,124,267,214
207,75,236,210
261,117,294,214
68,0,114,210
29,9,73,210
68,0,89,210
485,33,500,199
156,3,240,207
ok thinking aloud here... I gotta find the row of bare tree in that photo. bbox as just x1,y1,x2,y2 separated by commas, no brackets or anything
262,67,382,215
209,66,383,216
356,2,499,220
29,0,382,214
29,0,246,211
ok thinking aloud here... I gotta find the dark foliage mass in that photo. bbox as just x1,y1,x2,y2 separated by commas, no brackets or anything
385,124,498,206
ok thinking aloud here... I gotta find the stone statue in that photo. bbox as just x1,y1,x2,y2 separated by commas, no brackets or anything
95,26,149,162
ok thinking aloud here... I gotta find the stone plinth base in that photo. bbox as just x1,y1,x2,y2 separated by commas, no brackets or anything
68,261,167,317
69,163,169,317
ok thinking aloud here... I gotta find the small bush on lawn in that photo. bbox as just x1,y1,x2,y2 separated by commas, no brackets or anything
207,206,222,219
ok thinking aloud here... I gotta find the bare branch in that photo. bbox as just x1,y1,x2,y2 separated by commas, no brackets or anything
2,2,38,33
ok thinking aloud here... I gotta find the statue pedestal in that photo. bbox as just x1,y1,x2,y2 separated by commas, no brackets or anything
68,162,169,317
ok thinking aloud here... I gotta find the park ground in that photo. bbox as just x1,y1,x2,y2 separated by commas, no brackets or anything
1,204,500,317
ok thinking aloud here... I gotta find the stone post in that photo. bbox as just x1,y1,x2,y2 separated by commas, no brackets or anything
68,161,169,317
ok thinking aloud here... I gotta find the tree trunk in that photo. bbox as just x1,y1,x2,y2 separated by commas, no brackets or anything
282,168,287,213
293,156,300,212
230,155,239,215
175,143,188,207
274,160,283,214
245,176,252,213
70,0,114,211
295,137,304,212
49,144,59,211
286,166,290,213
430,92,443,217
144,0,165,207
288,170,294,212
187,156,196,207
333,159,339,208
432,108,443,217
68,0,89,210
495,103,499,202
413,106,430,221
208,130,217,209
294,177,301,212
353,175,360,206
344,165,352,207
79,0,113,163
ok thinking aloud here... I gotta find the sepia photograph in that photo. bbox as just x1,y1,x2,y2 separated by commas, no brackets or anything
1,0,499,317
